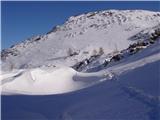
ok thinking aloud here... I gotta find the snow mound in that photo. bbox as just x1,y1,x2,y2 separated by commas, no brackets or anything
0,67,110,95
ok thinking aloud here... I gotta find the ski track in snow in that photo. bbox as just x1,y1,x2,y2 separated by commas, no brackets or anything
121,86,160,120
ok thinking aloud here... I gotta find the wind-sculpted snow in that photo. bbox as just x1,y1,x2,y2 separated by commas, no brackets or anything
0,67,113,95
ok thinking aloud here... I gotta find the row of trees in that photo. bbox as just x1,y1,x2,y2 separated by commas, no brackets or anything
92,47,104,56
67,47,104,57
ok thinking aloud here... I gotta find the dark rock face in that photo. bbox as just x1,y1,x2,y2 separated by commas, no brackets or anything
1,49,19,61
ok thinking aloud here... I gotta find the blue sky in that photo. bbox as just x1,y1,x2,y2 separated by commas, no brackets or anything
1,1,160,49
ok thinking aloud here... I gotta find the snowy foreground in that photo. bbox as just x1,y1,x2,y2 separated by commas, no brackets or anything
1,40,160,120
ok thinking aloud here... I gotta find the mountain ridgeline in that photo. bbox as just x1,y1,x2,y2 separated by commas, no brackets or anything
1,10,160,71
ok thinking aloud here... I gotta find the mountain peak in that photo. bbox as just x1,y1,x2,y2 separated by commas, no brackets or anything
1,10,160,71
47,10,160,35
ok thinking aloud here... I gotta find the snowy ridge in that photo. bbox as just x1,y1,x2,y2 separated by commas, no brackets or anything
1,10,160,70
1,39,160,95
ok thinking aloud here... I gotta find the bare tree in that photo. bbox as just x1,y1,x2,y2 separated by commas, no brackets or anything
67,48,73,56
114,44,118,53
92,49,97,56
99,47,104,55
9,61,14,71
67,48,78,56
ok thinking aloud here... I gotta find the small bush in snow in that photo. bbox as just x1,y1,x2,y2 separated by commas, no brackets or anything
67,48,78,56
111,54,123,62
83,51,89,54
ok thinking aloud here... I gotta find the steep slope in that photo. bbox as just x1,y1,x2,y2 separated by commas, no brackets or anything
61,42,160,120
1,38,159,95
1,10,160,70
1,35,160,120
62,61,159,120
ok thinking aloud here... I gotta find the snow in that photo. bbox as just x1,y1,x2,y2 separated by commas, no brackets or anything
1,42,159,119
1,10,160,70
0,67,107,95
1,39,160,96
1,10,160,120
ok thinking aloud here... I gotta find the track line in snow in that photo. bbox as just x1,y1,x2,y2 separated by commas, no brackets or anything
121,86,160,120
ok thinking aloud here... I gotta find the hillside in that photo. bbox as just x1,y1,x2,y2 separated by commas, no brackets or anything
1,10,160,71
1,36,160,120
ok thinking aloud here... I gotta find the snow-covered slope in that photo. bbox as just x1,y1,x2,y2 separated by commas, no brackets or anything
1,37,160,120
1,39,160,95
1,10,160,70
61,42,160,120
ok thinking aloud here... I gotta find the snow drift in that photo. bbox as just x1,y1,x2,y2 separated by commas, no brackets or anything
0,67,110,95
